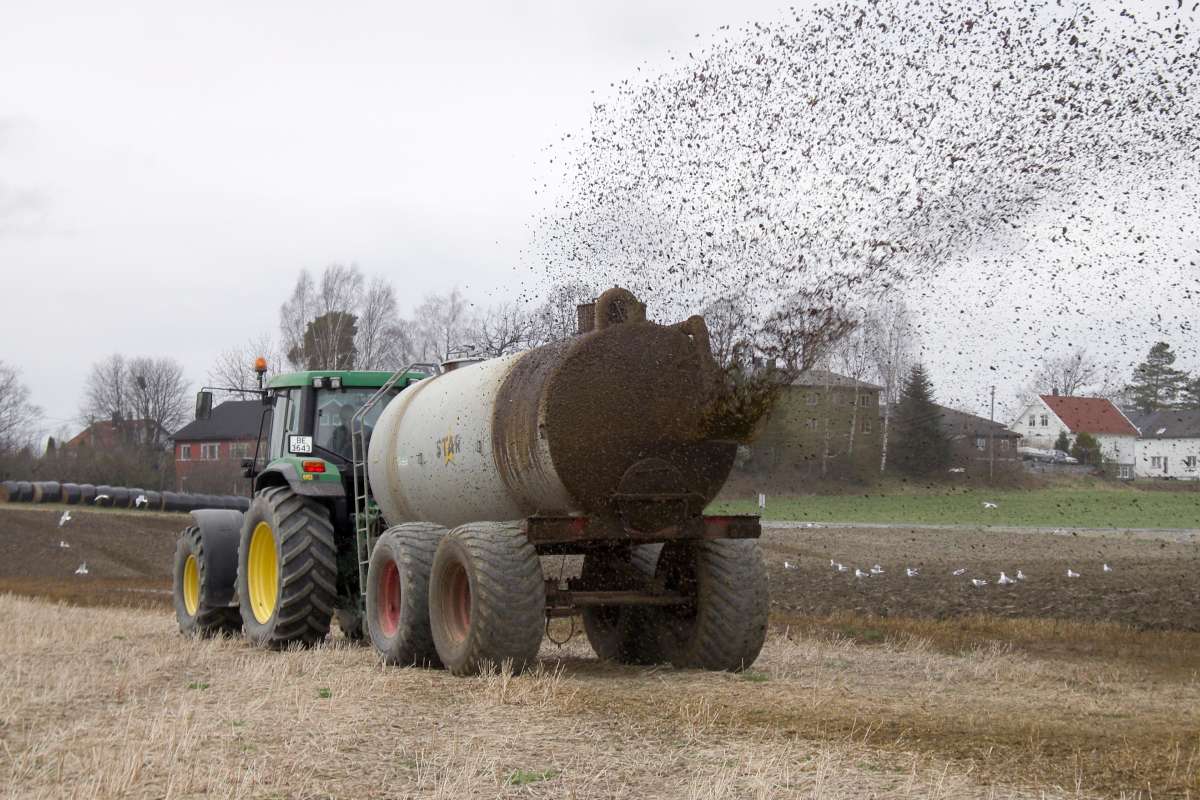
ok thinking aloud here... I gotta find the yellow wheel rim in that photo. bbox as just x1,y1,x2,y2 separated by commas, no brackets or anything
182,554,200,616
248,521,279,624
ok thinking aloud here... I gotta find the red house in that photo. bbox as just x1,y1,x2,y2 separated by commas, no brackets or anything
172,400,265,493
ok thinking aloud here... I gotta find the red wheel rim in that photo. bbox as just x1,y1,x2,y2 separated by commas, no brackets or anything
378,560,401,637
443,561,471,643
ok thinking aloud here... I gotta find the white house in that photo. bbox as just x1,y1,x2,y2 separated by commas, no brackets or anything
1010,394,1139,478
1134,409,1200,480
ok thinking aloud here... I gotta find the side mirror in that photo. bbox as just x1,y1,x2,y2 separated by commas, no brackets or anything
195,391,213,420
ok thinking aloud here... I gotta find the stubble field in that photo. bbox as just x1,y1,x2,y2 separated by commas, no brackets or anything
1,504,1197,798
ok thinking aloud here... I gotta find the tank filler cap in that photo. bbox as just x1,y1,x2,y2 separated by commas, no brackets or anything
578,287,646,334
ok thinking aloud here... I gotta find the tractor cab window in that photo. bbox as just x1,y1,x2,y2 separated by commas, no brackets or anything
268,389,304,461
315,387,397,460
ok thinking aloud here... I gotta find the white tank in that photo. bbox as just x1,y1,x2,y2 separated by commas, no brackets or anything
367,352,575,528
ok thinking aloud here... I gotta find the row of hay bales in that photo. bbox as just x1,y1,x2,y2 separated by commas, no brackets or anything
0,480,250,513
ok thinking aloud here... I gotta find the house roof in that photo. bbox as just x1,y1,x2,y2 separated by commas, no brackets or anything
1136,409,1200,439
173,400,265,442
792,369,881,391
1039,395,1138,437
937,405,1021,439
65,419,168,449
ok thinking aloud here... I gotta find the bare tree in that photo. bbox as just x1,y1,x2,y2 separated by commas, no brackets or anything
756,290,856,376
1032,348,1101,397
80,354,131,425
534,280,596,345
0,361,41,453
356,276,416,369
701,295,753,370
208,333,281,396
280,264,365,369
413,289,474,363
470,303,540,358
861,299,916,473
830,320,874,458
127,357,190,449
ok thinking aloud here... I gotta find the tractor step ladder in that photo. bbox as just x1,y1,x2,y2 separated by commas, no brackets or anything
350,362,441,597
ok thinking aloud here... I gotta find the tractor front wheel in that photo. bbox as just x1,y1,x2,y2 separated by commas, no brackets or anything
237,487,337,648
173,525,241,637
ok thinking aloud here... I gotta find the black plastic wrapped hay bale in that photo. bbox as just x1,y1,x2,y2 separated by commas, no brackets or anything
13,481,34,502
0,481,17,502
142,490,163,510
93,485,116,507
61,483,82,504
127,488,147,509
32,481,62,503
77,484,96,504
160,491,184,512
108,486,131,508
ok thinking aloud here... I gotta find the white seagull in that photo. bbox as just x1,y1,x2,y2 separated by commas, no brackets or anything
982,501,998,509
135,494,148,508
835,562,848,572
59,540,70,549
998,572,1016,585
94,494,110,504
58,510,71,527
854,568,869,579
1102,563,1113,573
74,563,88,575
1066,569,1080,578
783,560,798,570
952,568,967,576
906,567,920,577
1016,569,1027,580
870,564,884,575
971,578,989,588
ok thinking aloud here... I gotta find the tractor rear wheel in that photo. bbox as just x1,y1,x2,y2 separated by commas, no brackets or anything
580,544,666,665
650,539,768,672
428,522,544,676
173,526,241,637
237,487,337,648
366,522,447,666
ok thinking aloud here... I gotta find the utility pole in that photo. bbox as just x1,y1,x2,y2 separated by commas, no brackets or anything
989,385,996,481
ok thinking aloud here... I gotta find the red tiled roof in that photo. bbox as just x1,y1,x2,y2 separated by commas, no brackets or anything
1039,395,1138,436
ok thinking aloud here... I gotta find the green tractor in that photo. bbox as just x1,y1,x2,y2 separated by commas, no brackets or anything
174,364,433,645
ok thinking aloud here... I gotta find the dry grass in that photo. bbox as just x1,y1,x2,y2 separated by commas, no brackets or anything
3,596,1197,798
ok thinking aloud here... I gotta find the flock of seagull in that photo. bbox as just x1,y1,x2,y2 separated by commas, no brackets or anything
778,558,1116,588
56,498,144,577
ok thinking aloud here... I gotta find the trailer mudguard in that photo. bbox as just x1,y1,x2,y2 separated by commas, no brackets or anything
188,509,244,607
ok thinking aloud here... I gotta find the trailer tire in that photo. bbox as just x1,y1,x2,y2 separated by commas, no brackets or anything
652,539,768,672
173,526,241,637
581,543,666,665
237,486,337,648
366,522,447,666
429,522,544,676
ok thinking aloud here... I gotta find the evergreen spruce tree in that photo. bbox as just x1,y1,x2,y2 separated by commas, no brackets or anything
1179,375,1200,411
892,364,951,476
1054,430,1071,453
1126,342,1187,413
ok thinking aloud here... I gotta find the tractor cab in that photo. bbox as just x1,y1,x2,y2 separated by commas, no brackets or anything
195,367,431,498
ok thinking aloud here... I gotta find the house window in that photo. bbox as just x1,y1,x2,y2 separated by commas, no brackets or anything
999,439,1010,451
179,444,191,461
806,392,819,406
1040,414,1048,427
201,443,220,460
861,418,872,433
230,442,250,459
1119,465,1133,479
975,437,986,451
1184,456,1197,471
1029,415,1036,426
1150,456,1162,469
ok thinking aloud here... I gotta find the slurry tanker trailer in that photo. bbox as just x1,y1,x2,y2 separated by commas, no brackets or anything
173,288,768,675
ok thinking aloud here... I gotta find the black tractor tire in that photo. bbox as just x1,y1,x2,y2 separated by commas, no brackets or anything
173,525,242,637
237,486,337,648
580,544,666,665
651,539,769,672
428,522,545,676
365,522,448,666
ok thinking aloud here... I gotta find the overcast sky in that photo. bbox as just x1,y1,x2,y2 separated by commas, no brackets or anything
2,0,1197,433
